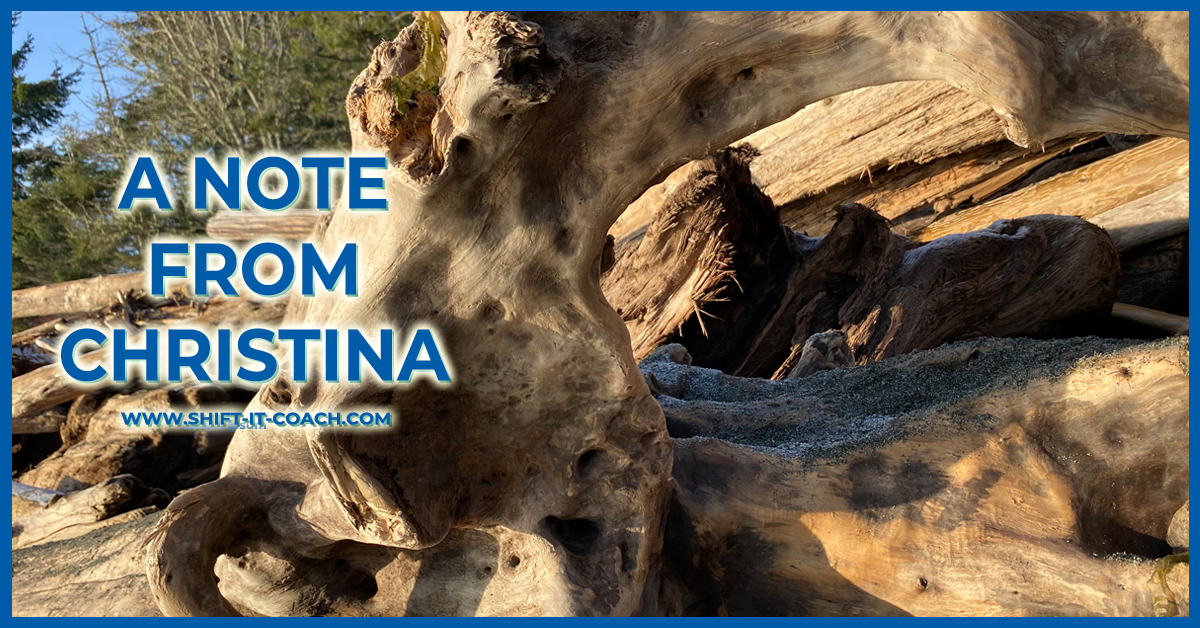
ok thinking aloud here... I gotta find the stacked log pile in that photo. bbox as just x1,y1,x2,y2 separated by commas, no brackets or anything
602,148,1125,379
11,79,1189,616
604,81,1189,377
11,285,286,550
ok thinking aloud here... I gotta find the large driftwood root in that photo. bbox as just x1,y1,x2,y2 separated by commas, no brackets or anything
643,336,1189,616
147,12,669,617
141,11,1187,617
145,477,275,616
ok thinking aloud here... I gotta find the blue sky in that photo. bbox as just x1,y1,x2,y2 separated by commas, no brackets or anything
12,10,128,142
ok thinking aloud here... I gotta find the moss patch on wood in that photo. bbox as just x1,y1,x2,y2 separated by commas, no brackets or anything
391,12,445,115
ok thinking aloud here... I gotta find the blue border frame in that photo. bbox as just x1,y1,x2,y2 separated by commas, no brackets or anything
6,3,1198,10
6,6,1194,620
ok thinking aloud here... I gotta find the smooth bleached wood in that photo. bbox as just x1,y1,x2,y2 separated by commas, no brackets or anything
1091,179,1189,253
917,137,1189,241
1110,302,1189,336
13,273,147,319
11,298,286,420
205,209,322,241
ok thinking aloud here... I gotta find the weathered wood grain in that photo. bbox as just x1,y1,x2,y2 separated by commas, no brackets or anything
11,298,286,421
917,137,1189,241
763,207,1121,379
13,474,166,550
1091,179,1189,254
782,135,1094,237
644,336,1189,616
205,209,322,241
604,152,1121,378
135,10,1190,618
12,273,148,320
743,81,1007,208
13,512,165,617
603,147,797,362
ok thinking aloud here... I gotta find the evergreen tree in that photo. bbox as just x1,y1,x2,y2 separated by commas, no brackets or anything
12,12,78,199
11,11,410,290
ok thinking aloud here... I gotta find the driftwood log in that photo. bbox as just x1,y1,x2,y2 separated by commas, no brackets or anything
1111,303,1189,336
644,335,1189,616
12,407,67,435
745,80,1007,209
916,137,1188,241
788,135,1094,237
1091,179,1189,254
12,480,63,516
12,319,61,376
602,147,1122,378
11,297,286,420
9,296,288,533
12,474,167,550
735,81,1103,237
13,513,166,617
12,273,148,320
764,208,1120,378
1116,233,1190,317
205,209,323,241
16,385,231,494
